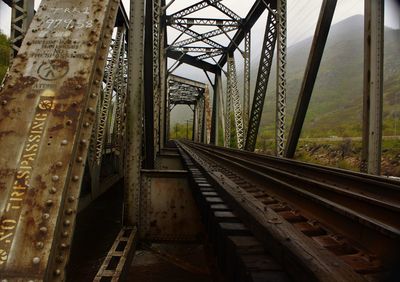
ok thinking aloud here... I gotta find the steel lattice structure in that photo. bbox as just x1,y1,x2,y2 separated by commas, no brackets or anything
0,0,388,280
276,0,287,156
245,10,277,151
227,53,245,149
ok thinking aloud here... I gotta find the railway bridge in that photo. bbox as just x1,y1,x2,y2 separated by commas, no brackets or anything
0,0,398,281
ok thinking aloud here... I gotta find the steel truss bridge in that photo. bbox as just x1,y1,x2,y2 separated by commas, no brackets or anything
0,0,398,281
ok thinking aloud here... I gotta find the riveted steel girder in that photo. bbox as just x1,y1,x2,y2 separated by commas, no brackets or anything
10,0,34,60
227,54,245,149
276,0,287,157
284,0,337,158
361,0,384,175
0,0,120,279
245,11,277,151
169,0,222,19
167,17,240,27
171,25,238,48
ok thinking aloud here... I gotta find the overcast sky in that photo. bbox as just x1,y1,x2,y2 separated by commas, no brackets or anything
1,0,399,38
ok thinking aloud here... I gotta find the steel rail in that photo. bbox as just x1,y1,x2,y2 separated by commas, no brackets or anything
188,142,400,203
179,141,400,274
185,142,400,233
178,142,367,281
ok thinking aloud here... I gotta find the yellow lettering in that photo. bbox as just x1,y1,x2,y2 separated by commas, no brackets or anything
28,134,41,142
0,232,13,243
1,220,16,230
25,144,38,152
16,170,30,179
11,191,24,198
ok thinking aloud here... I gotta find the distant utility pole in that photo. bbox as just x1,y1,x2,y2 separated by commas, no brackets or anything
175,123,178,139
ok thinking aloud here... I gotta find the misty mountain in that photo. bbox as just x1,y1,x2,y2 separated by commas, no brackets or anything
257,15,400,139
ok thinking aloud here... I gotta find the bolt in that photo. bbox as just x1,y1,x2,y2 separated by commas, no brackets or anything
49,187,57,194
42,213,50,220
56,161,63,167
52,175,59,182
39,227,48,234
66,208,74,215
32,257,40,264
84,122,90,128
36,241,44,249
72,175,79,181
66,120,73,125
64,220,71,226
68,196,75,203
90,92,97,98
2,100,7,105
27,41,32,45
77,157,83,163
61,140,68,145
60,243,69,249
62,231,69,237
88,107,95,114
80,139,87,145
75,85,82,90
84,55,90,59
54,269,61,276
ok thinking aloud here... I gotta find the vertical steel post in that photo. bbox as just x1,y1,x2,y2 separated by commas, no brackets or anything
227,53,245,149
276,0,287,157
211,70,220,145
94,27,124,166
10,0,34,60
125,0,146,226
159,0,167,149
144,0,155,168
361,0,384,175
245,12,277,151
243,31,251,135
225,63,232,147
153,0,162,156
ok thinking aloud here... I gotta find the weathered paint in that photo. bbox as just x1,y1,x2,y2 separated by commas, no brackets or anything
0,0,119,280
141,170,202,241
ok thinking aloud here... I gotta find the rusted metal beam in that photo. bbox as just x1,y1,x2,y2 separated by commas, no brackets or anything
218,0,275,67
124,0,145,227
144,0,155,168
361,0,384,175
285,0,337,158
0,0,120,280
167,50,218,74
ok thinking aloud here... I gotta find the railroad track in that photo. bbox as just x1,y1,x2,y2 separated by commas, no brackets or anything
178,141,400,282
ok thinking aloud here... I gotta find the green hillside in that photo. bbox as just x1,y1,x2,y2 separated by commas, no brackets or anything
256,15,400,145
0,31,10,82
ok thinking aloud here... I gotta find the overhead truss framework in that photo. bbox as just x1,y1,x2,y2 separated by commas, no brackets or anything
166,0,274,72
168,74,206,106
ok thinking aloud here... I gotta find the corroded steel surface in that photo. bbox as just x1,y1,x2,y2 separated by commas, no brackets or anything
0,0,119,280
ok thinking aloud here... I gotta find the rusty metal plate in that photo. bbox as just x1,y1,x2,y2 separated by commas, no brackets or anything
141,170,202,241
0,0,119,280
